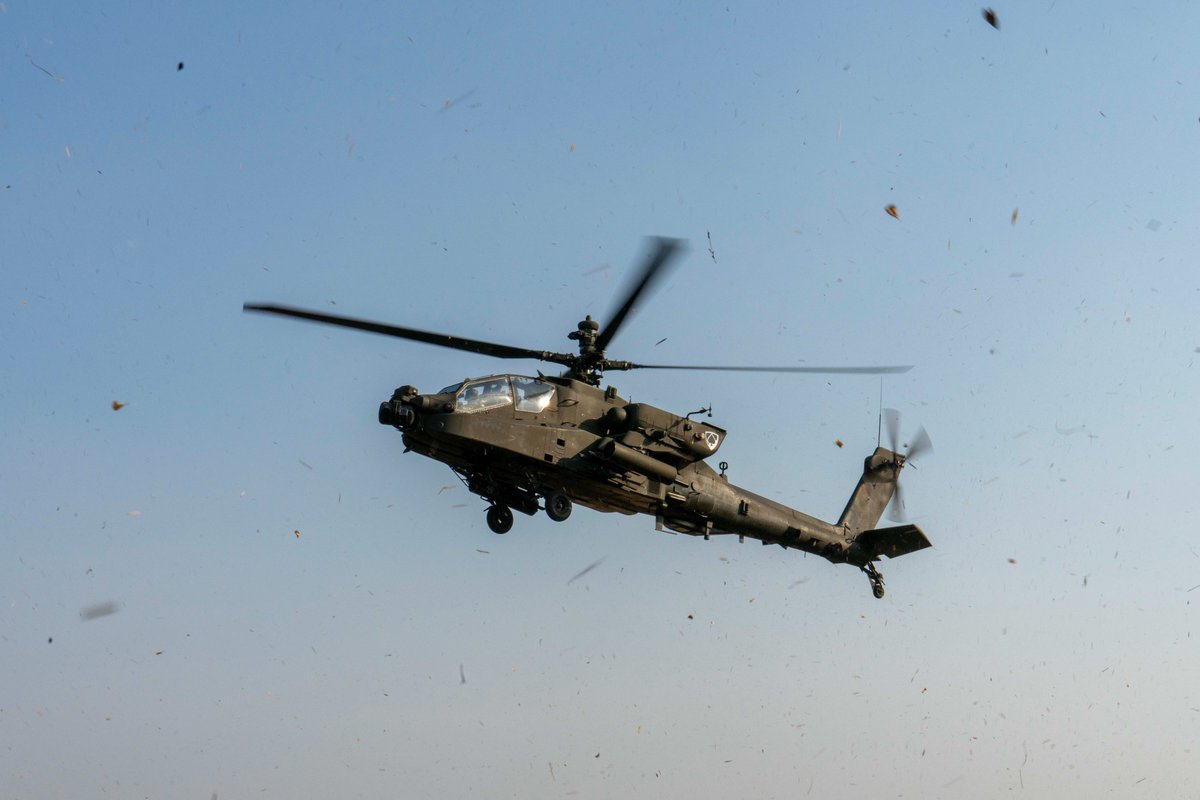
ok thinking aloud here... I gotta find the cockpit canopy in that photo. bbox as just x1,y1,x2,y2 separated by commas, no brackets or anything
447,375,557,414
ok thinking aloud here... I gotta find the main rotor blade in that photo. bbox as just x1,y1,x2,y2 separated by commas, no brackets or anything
243,303,574,366
621,363,914,375
593,237,685,356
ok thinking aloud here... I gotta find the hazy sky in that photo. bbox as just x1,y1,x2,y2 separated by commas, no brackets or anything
4,2,1199,797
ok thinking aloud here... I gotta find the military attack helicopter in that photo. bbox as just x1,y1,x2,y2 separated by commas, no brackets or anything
244,238,932,598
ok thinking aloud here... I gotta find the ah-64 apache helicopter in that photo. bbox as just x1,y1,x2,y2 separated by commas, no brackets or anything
244,238,932,598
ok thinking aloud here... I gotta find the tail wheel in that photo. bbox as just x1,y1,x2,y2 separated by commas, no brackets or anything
863,562,886,599
486,504,514,534
545,492,572,522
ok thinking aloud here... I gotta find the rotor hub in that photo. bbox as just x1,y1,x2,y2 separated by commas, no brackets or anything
566,315,606,384
568,316,600,351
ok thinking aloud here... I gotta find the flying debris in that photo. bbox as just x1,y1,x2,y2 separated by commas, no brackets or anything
568,557,607,585
80,602,121,621
27,55,64,82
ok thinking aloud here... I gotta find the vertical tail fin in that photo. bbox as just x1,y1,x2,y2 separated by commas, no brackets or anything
840,447,933,566
837,447,902,535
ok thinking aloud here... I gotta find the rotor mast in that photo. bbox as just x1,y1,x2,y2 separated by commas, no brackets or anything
566,315,601,384
567,316,642,385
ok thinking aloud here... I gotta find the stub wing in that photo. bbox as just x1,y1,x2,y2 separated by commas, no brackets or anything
854,524,932,560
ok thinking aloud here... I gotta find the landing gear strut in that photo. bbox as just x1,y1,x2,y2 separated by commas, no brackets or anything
862,562,886,599
486,504,513,534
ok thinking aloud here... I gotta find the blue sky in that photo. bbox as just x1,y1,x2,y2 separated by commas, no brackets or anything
4,2,1199,797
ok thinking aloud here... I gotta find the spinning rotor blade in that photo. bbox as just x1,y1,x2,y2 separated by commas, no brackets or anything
886,481,907,523
906,425,934,461
882,408,901,452
243,303,573,366
621,363,914,375
880,410,933,522
593,237,684,355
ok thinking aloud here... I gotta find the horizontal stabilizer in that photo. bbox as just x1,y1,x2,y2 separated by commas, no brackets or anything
855,524,932,560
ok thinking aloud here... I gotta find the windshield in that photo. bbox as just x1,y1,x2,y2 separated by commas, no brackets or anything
438,381,464,395
513,376,556,413
455,377,513,413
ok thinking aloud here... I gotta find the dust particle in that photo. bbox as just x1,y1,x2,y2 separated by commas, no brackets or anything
80,601,121,621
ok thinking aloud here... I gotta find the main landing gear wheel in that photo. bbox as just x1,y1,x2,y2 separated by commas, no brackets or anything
545,492,572,522
486,504,513,534
863,563,886,599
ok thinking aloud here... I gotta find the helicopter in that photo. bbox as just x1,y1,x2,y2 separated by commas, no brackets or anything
244,238,932,598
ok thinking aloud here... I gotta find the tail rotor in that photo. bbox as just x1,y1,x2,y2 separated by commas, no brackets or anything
881,409,934,522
